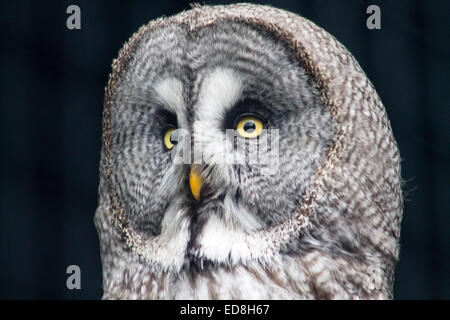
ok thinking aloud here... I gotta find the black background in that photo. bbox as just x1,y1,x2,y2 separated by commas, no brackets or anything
0,0,449,299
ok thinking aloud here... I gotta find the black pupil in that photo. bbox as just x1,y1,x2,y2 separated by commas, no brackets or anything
243,120,256,133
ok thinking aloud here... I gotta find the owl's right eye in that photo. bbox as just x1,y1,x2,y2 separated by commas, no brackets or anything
163,128,177,150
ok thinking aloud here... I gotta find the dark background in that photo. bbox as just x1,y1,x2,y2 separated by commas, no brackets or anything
0,0,449,299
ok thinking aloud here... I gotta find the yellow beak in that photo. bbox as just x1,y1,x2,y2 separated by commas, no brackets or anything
189,167,203,201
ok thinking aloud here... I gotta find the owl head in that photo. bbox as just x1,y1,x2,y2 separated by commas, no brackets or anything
95,4,403,299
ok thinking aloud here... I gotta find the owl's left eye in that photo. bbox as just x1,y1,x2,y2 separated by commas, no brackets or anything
163,128,177,150
236,116,263,138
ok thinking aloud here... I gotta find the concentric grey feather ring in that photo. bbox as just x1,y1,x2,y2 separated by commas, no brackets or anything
95,3,403,299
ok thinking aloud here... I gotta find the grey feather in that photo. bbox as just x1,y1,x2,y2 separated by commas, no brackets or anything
95,3,403,300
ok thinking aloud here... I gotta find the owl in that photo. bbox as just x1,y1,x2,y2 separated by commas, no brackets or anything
95,4,403,299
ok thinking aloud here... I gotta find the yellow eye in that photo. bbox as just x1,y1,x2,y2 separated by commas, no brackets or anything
163,128,176,150
236,116,263,138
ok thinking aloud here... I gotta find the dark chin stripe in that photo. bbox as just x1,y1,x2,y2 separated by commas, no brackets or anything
185,200,206,259
186,188,228,257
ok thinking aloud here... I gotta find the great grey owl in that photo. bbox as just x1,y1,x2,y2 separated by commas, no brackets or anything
95,3,403,299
